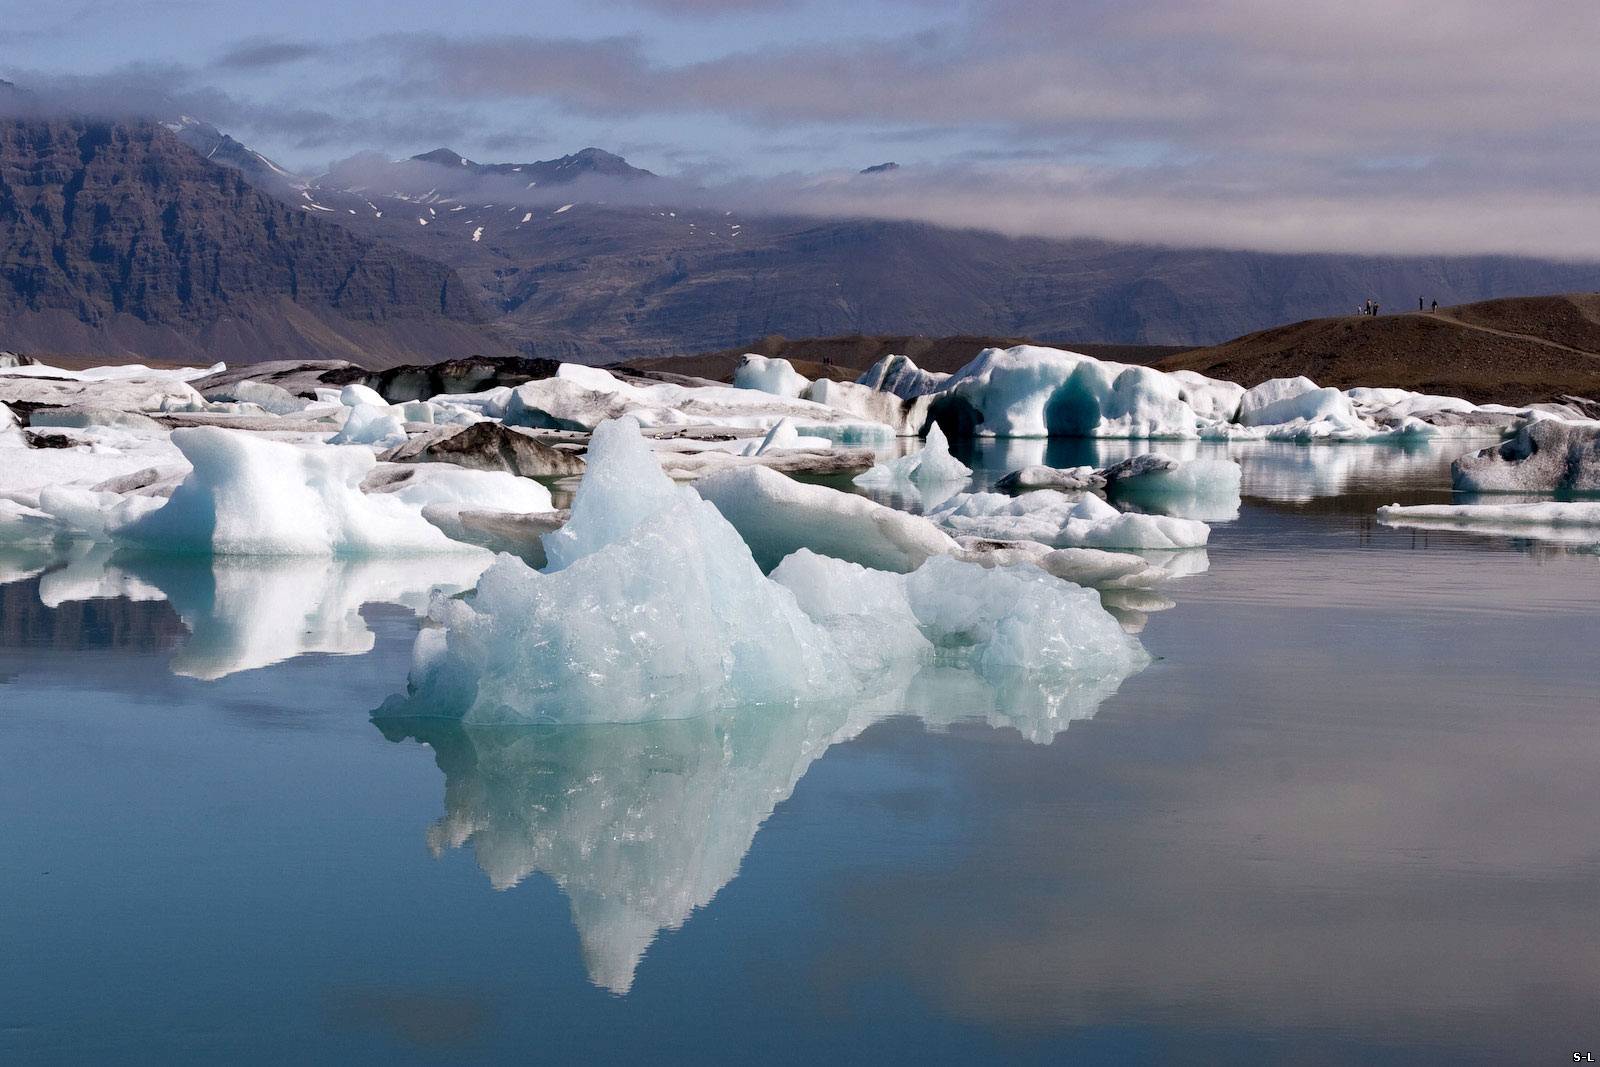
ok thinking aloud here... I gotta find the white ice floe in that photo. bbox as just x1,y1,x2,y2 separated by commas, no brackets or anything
695,465,958,572
397,418,1147,725
732,354,810,398
853,423,972,490
930,489,1210,550
113,428,493,556
1377,501,1600,543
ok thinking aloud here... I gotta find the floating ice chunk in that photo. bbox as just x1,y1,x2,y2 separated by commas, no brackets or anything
737,417,832,456
339,383,389,408
733,354,810,398
1103,455,1243,521
696,465,958,572
952,538,1167,589
114,427,480,556
930,490,1210,549
405,418,848,723
1377,500,1600,543
994,465,1103,494
853,423,973,490
1450,419,1600,494
399,418,1149,726
1238,377,1322,423
329,403,407,447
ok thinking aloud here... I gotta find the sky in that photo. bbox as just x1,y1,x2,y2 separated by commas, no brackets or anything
4,0,1600,258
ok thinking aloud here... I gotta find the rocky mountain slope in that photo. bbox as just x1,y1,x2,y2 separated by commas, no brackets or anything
292,147,1600,362
0,115,515,366
1157,295,1600,404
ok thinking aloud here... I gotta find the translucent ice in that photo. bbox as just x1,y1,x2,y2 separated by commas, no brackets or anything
397,418,1149,725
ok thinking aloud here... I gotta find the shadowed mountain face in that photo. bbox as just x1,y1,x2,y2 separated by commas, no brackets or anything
1158,294,1600,403
0,116,514,367
294,156,1600,362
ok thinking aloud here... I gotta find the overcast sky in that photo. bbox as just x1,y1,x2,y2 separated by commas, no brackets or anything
5,0,1600,258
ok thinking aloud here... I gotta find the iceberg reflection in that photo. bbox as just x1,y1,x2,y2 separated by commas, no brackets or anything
38,551,489,680
374,652,1145,995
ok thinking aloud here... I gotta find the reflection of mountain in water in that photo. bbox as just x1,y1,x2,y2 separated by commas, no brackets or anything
375,655,1145,994
0,548,187,654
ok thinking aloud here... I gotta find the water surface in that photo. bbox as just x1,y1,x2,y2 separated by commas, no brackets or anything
4,438,1598,1064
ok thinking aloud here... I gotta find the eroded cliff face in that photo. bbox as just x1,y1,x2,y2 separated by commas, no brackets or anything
0,117,513,366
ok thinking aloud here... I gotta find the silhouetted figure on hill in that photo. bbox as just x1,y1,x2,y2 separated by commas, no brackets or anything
1419,296,1425,311
1431,299,1438,312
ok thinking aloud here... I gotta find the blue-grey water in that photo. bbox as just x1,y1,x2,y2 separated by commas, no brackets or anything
4,440,1599,1064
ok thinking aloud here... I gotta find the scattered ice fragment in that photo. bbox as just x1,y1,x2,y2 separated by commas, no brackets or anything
853,423,972,489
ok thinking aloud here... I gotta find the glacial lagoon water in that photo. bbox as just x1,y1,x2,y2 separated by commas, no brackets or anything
4,438,1599,1064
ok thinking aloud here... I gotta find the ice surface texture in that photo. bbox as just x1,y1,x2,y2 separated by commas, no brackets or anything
395,418,1147,725
1451,420,1600,494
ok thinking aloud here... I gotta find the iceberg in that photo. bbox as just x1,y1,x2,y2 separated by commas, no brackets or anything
394,418,1149,725
402,417,850,723
930,490,1210,550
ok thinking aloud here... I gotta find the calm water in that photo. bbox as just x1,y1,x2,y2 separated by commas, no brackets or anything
4,440,1599,1064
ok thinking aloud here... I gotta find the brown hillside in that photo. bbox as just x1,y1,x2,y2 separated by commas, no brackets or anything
1156,295,1600,404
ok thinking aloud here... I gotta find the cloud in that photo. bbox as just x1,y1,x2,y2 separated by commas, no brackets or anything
9,2,1600,258
214,39,326,71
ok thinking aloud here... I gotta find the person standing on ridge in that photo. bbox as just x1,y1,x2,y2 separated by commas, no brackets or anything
1419,296,1425,311
1431,299,1438,312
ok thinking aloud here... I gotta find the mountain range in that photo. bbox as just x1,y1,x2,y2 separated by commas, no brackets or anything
5,91,1600,366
